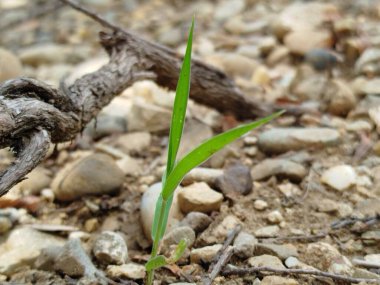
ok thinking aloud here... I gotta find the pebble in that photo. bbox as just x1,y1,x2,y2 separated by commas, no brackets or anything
182,168,224,186
55,238,97,278
18,167,52,195
178,212,212,233
267,210,284,224
361,230,380,242
215,162,252,196
244,146,258,157
233,231,257,259
253,200,268,211
84,218,99,233
248,254,285,269
355,48,380,74
93,231,128,265
271,2,339,39
177,182,223,214
34,246,62,271
205,53,258,78
325,79,356,116
161,226,195,255
0,216,12,234
85,114,127,140
365,254,380,264
261,276,299,285
284,30,332,56
51,154,125,201
321,165,357,191
0,48,23,82
190,244,223,264
115,132,151,154
306,242,354,276
214,0,245,21
106,263,146,280
255,243,298,260
251,159,307,183
127,98,172,132
211,215,242,241
254,225,280,238
140,182,183,241
305,48,340,71
116,155,142,176
346,120,373,132
19,43,86,66
0,227,64,275
258,128,341,154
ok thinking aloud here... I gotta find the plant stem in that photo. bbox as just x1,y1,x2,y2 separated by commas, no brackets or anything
147,199,167,285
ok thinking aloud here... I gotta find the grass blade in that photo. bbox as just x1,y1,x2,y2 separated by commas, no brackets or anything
162,111,284,200
166,18,194,175
168,238,187,263
145,255,167,271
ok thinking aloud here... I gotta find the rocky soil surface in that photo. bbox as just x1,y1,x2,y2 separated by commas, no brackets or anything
0,0,380,284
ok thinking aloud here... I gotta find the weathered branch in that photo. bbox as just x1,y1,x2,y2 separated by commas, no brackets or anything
0,0,271,196
222,265,380,284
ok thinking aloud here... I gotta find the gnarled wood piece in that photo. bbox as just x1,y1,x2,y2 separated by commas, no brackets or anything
0,0,271,196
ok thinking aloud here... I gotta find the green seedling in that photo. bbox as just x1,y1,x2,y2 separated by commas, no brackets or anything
145,18,283,284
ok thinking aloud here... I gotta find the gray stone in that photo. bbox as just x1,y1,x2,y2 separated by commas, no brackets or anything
305,48,339,71
190,244,223,264
261,276,299,285
306,242,354,276
9,270,65,285
255,243,298,260
182,168,224,186
233,231,257,259
85,114,127,140
215,162,252,196
205,53,257,78
0,48,23,83
18,167,52,195
178,212,212,233
251,159,307,182
161,226,195,255
178,182,223,214
0,217,12,234
248,255,285,269
34,246,62,271
258,128,340,154
51,154,125,201
55,238,97,277
93,231,128,265
115,132,151,154
140,182,183,241
127,99,171,132
106,263,146,280
214,0,245,21
321,165,357,191
254,226,280,238
19,43,87,66
0,227,65,275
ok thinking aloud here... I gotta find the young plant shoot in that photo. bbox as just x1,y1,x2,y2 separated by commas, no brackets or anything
145,18,283,284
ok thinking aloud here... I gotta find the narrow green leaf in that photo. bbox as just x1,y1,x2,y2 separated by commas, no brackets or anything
151,194,163,240
145,255,167,271
167,238,187,264
162,111,284,200
166,18,194,175
151,194,174,241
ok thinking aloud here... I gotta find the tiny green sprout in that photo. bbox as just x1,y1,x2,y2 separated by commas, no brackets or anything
145,18,283,285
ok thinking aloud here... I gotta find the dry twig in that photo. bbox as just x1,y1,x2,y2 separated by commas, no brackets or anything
222,265,380,284
202,224,242,285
